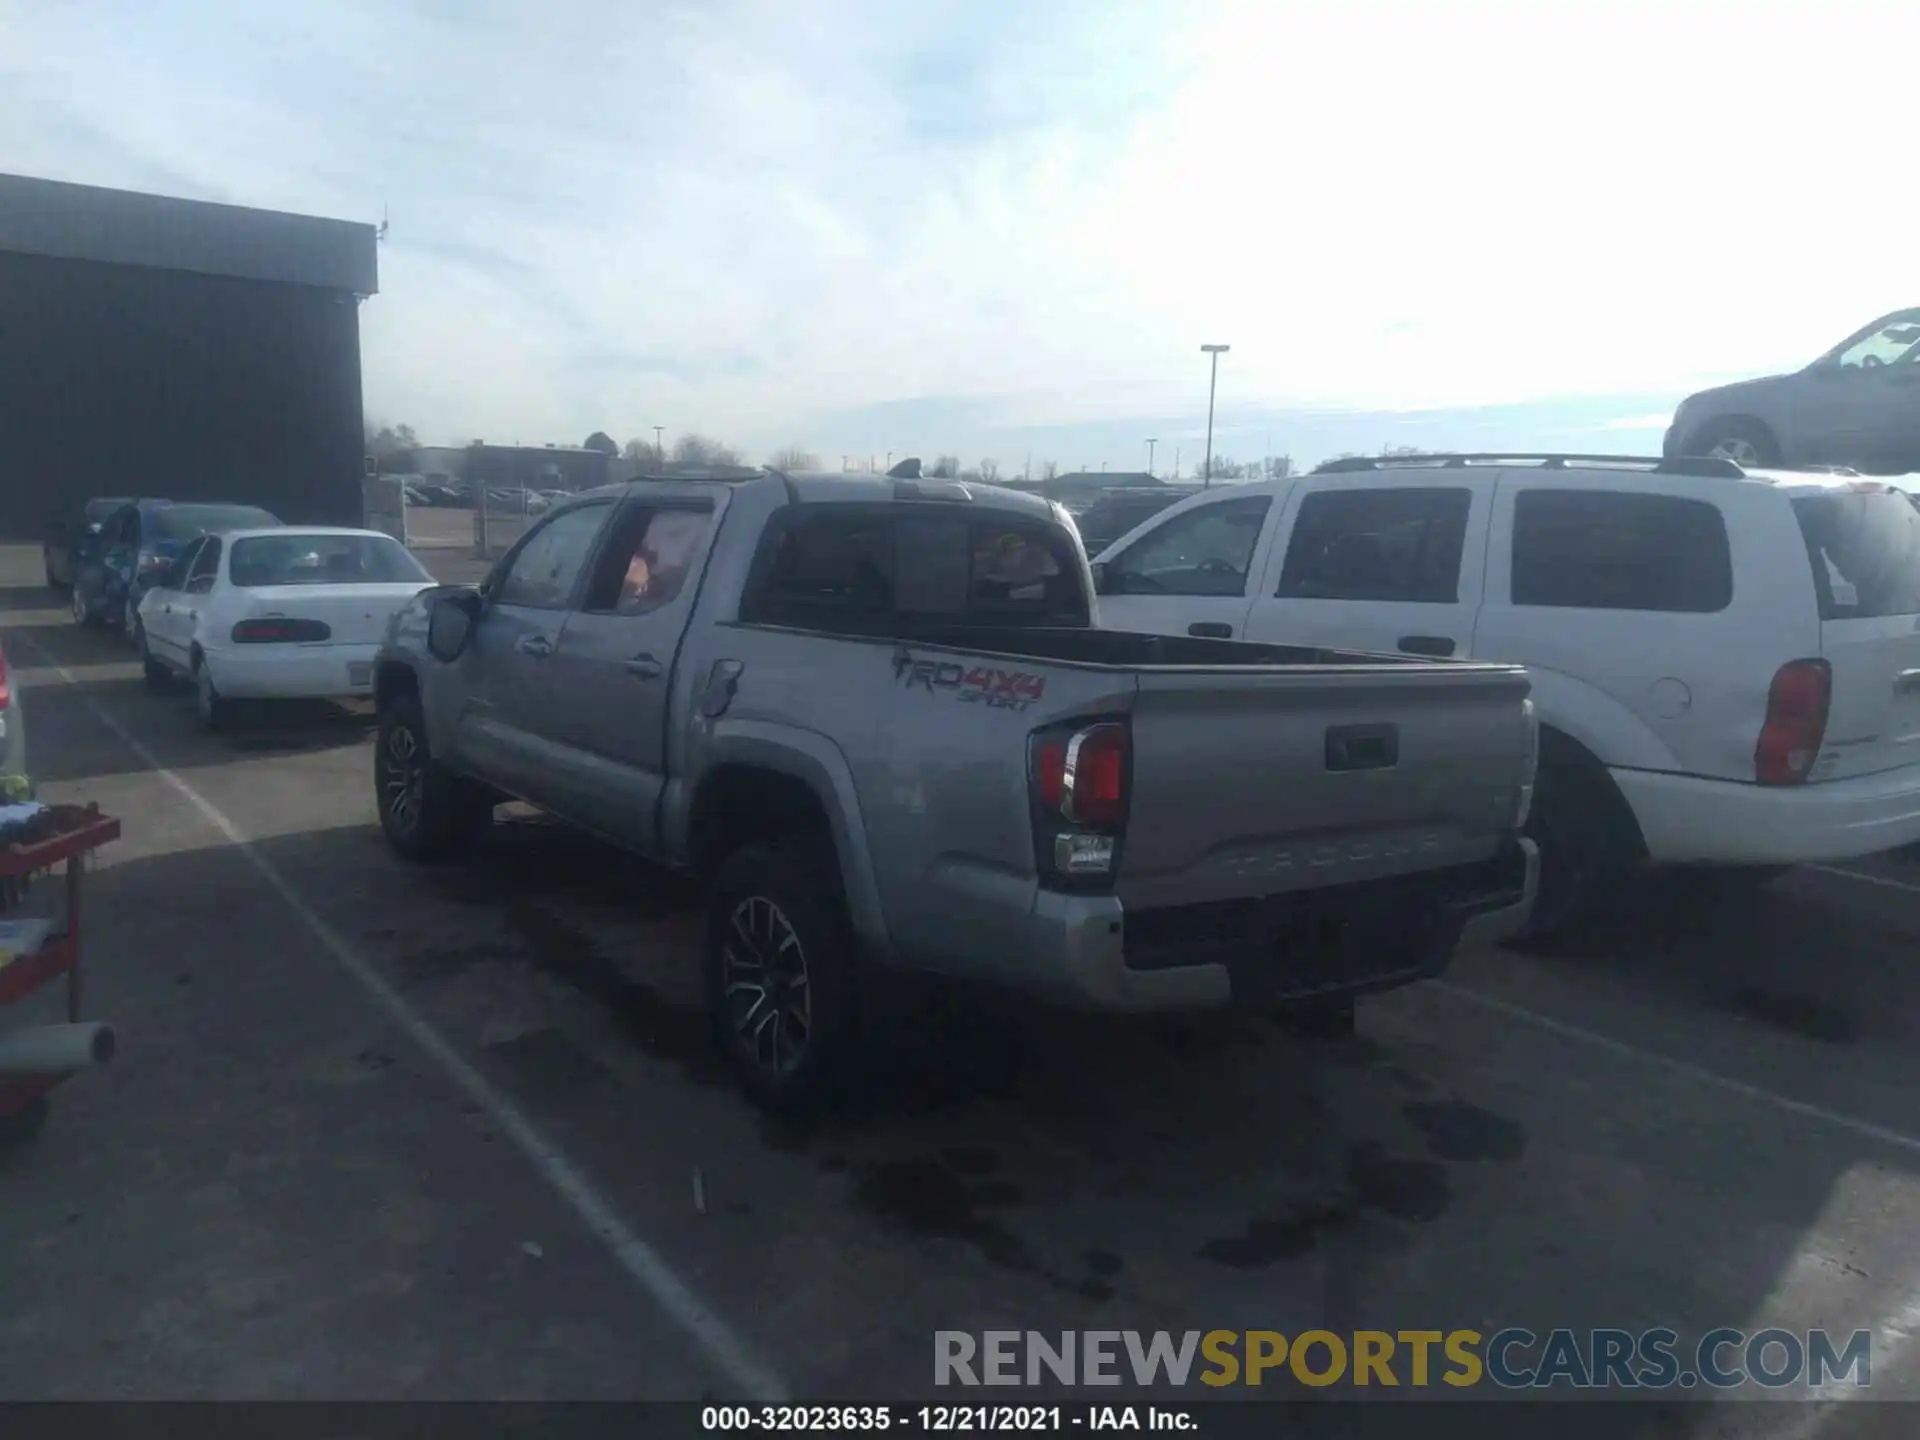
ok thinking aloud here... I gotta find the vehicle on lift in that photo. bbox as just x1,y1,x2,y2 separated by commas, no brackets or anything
1666,307,1920,474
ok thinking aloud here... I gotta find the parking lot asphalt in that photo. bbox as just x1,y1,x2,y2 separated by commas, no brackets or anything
3,542,1919,1431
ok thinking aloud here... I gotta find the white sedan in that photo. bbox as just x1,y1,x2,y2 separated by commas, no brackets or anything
135,527,438,729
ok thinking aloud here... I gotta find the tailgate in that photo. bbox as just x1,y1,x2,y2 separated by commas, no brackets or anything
1116,663,1532,909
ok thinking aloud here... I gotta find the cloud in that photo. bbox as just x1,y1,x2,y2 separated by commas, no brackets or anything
2,0,1913,465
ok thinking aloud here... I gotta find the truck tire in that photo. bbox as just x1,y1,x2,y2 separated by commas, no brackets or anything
705,841,859,1114
1512,762,1635,948
376,694,494,860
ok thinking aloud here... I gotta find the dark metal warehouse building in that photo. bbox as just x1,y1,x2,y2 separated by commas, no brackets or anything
0,173,378,539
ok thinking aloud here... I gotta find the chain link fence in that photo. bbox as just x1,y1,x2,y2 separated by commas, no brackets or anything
474,484,549,560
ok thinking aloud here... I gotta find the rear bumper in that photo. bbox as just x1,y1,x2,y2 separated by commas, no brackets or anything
1615,764,1920,864
1014,837,1537,1013
203,643,382,701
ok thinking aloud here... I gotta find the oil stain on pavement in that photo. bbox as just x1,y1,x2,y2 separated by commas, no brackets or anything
1198,1142,1454,1270
853,1150,1122,1302
1401,1099,1528,1163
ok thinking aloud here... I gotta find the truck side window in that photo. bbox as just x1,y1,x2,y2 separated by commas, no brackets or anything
492,502,612,610
1104,496,1271,597
581,505,716,614
1276,488,1470,603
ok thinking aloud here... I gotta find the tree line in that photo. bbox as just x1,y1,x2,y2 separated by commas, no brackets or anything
369,420,1418,483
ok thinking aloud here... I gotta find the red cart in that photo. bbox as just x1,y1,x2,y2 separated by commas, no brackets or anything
0,809,122,1142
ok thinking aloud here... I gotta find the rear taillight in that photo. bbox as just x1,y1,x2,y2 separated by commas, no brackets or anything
0,645,10,709
231,618,332,644
1755,659,1830,785
1030,720,1130,883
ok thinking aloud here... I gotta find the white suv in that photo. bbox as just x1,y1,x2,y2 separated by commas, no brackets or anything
1088,452,1920,942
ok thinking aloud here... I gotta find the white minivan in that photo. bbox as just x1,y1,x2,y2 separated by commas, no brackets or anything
1088,453,1920,942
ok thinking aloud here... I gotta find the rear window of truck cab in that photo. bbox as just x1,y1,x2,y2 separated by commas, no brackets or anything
741,504,1088,631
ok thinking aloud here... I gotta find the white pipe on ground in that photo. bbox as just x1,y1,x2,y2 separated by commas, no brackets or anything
0,1023,115,1077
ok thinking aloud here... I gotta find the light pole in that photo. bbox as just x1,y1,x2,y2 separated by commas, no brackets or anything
653,426,665,471
1201,344,1230,489
1145,438,1158,477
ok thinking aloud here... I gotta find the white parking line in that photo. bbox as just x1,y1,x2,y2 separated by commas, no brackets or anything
1431,981,1920,1158
1806,862,1920,899
14,634,789,1404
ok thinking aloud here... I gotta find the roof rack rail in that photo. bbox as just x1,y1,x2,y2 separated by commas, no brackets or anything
1311,452,1747,479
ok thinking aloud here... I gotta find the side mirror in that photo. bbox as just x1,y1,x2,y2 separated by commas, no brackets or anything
149,560,179,589
426,588,483,662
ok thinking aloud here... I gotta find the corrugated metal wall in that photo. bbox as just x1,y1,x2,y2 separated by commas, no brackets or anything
0,249,364,539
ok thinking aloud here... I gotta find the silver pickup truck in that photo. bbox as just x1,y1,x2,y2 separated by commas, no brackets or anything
373,471,1538,1109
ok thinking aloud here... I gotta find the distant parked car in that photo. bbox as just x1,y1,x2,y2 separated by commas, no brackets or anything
42,496,136,592
72,500,282,638
137,527,438,730
1666,306,1920,474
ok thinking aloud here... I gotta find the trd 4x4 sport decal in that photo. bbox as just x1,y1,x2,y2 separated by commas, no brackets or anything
893,654,1047,713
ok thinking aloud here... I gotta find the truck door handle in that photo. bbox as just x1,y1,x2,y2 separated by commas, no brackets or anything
623,654,664,680
516,634,553,659
1895,668,1920,695
1188,622,1234,639
1398,634,1456,657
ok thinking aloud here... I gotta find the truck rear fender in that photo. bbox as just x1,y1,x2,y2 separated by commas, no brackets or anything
667,720,890,952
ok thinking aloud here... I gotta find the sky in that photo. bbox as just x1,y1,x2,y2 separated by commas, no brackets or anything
3,0,1915,474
